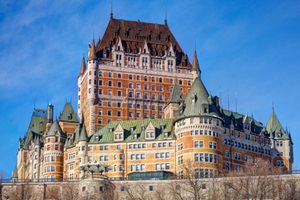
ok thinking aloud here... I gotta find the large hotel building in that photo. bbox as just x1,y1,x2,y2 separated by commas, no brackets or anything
14,13,293,181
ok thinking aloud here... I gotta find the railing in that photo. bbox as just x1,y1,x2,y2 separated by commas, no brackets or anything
1,170,300,184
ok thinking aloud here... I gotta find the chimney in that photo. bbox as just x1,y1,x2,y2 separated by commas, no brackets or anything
47,104,54,123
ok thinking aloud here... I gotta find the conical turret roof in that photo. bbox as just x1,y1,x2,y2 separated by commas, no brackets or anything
79,124,88,142
47,120,62,137
192,49,200,74
59,102,79,123
182,76,209,117
266,109,289,140
167,82,184,104
266,110,284,133
78,55,86,77
88,37,97,61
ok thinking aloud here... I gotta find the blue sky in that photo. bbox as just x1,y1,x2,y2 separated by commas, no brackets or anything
0,0,299,176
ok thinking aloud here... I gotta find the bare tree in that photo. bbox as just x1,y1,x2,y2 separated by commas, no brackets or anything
60,182,79,200
222,158,281,199
169,160,209,200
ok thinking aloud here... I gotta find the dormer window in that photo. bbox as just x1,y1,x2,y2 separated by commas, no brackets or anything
133,134,138,139
146,132,155,139
95,136,99,141
114,133,123,141
164,132,168,138
109,128,114,133
204,108,208,113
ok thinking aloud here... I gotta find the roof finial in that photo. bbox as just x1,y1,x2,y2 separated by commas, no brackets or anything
164,7,168,25
110,0,113,19
272,102,274,112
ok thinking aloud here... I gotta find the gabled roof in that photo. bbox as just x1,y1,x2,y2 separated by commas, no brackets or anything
96,18,191,67
21,108,48,149
222,109,264,134
88,118,174,144
167,82,184,104
59,102,79,123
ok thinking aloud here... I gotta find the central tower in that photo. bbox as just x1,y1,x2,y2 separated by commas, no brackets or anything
78,14,199,135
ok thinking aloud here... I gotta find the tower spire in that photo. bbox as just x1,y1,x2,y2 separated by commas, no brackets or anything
192,42,201,75
88,36,97,61
164,7,168,25
110,0,113,19
79,54,86,77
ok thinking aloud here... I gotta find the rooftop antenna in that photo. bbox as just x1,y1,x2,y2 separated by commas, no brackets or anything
219,87,222,107
235,92,237,112
110,0,113,19
227,90,230,111
164,5,167,25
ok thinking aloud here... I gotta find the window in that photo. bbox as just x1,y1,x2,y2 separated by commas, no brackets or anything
108,81,112,86
108,72,112,77
149,186,153,191
118,91,122,96
55,136,58,142
55,144,59,150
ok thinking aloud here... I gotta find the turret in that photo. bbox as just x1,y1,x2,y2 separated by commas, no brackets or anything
78,124,88,178
164,80,184,119
78,55,86,120
44,121,66,180
87,36,98,105
266,108,292,171
191,47,201,78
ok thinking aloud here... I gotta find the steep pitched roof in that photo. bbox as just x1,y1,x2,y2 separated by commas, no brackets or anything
167,82,184,104
96,18,191,67
21,108,48,148
46,120,63,137
88,118,174,144
88,37,97,61
78,55,86,77
59,102,79,123
79,124,88,142
266,109,289,139
192,49,200,73
181,76,209,117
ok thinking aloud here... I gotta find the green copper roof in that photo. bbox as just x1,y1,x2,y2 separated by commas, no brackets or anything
167,82,184,104
22,108,48,148
266,109,289,140
89,118,174,144
79,124,88,142
46,120,63,137
181,76,209,117
59,102,79,123
222,109,264,134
